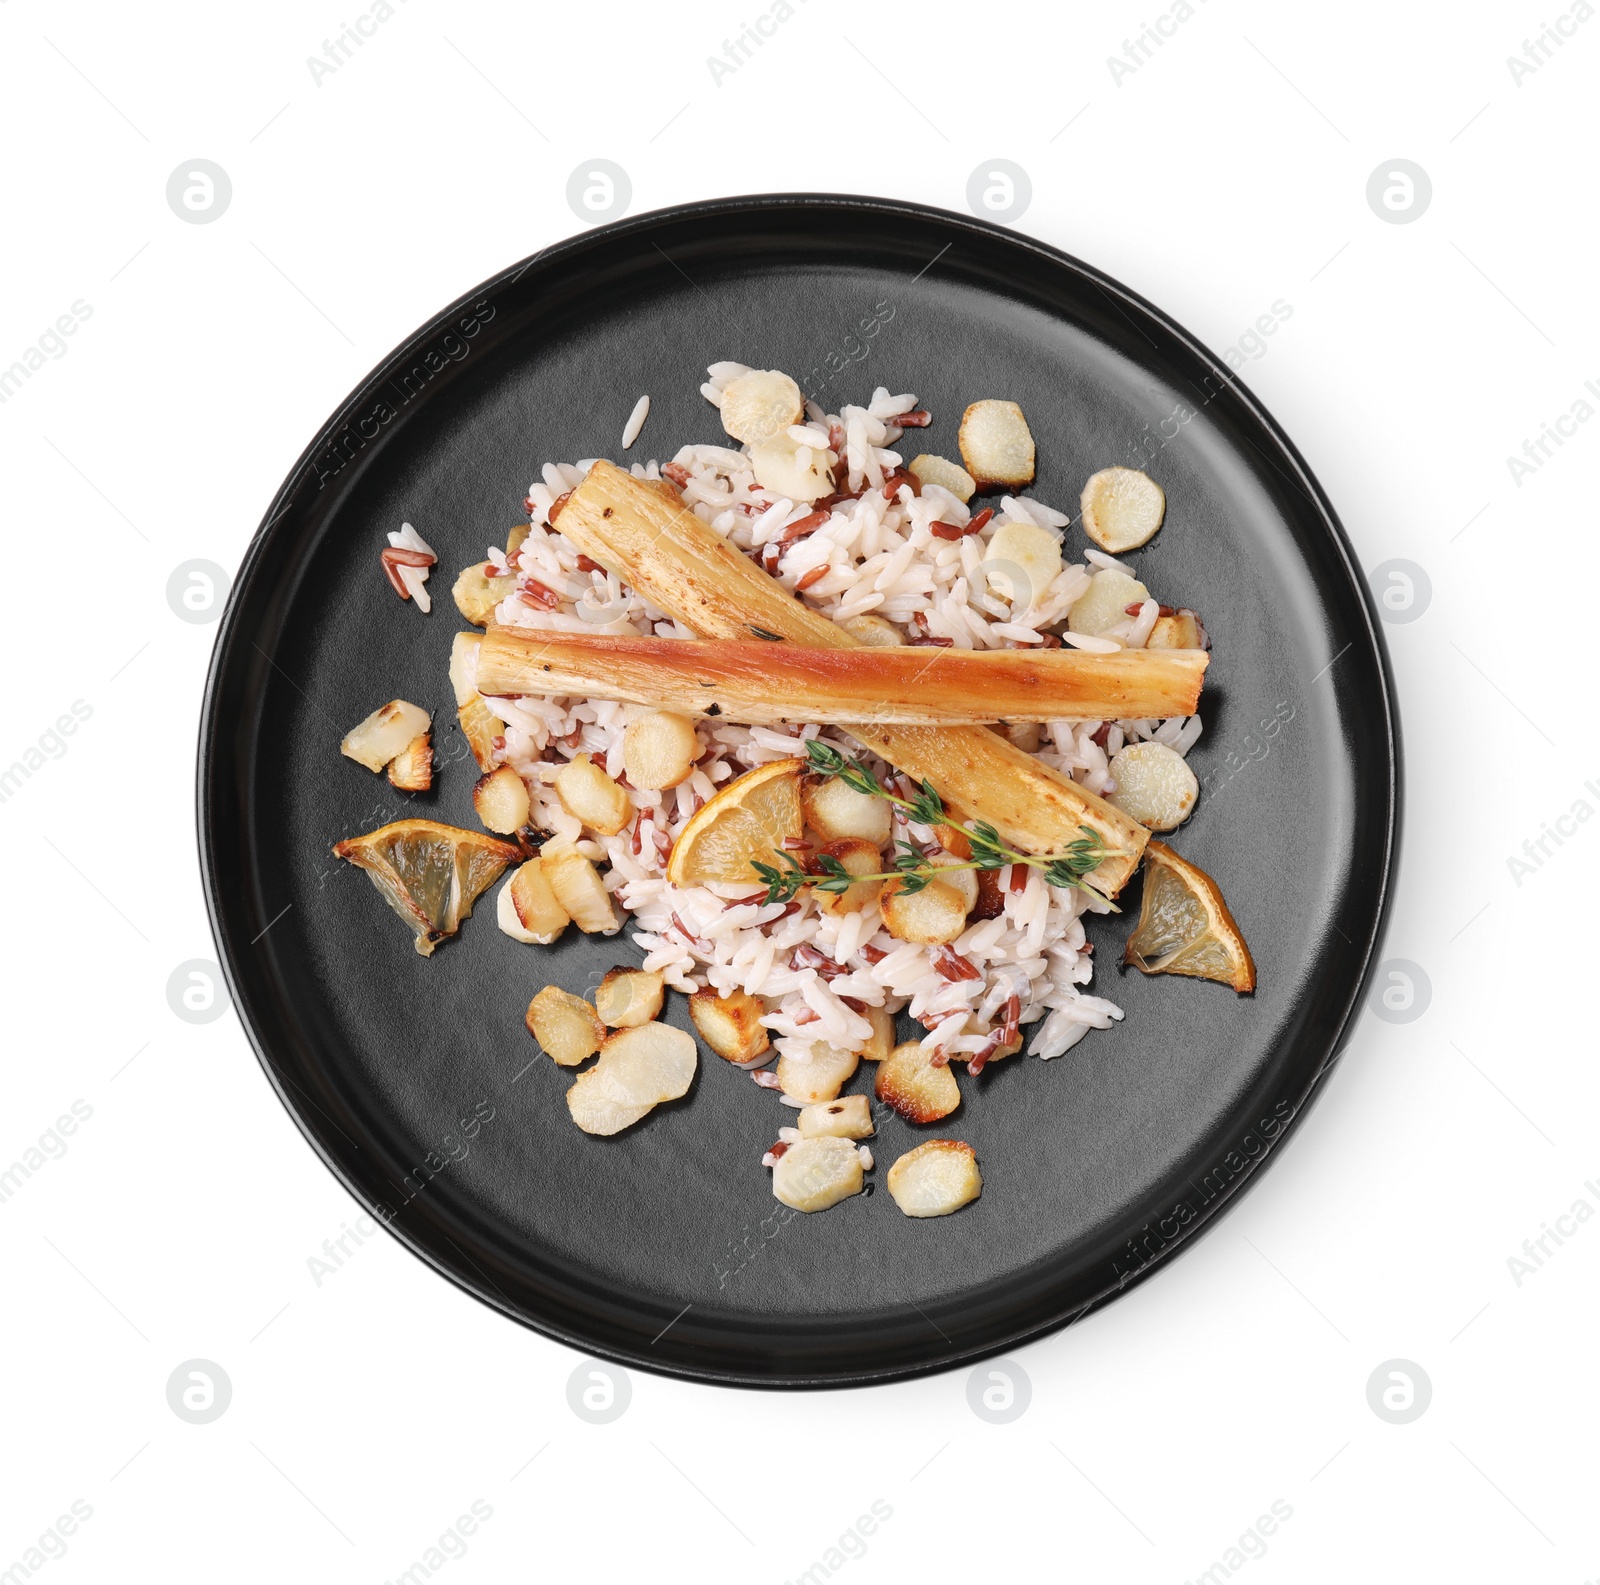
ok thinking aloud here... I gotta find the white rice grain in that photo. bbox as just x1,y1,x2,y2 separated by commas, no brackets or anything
621,395,651,449
1061,630,1121,653
1085,546,1137,575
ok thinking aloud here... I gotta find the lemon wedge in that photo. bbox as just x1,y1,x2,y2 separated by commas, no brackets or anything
665,757,803,887
333,819,521,955
1124,841,1255,992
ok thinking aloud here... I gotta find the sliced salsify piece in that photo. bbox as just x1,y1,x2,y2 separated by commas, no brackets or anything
812,838,884,918
623,710,698,791
333,819,521,956
453,560,516,626
542,848,620,934
525,985,603,1066
886,1139,982,1217
836,613,904,647
907,453,976,503
1107,741,1198,833
341,699,430,773
775,1043,859,1105
688,986,771,1066
958,399,1035,490
1081,466,1166,555
719,369,804,445
749,436,834,501
554,753,630,836
473,765,530,834
1148,609,1205,650
596,967,666,1029
1123,840,1255,992
498,857,570,945
797,1094,874,1140
880,877,969,946
566,1022,697,1136
1069,568,1149,637
802,773,892,846
858,1004,894,1062
876,1040,960,1124
983,520,1061,610
770,1135,865,1213
386,731,433,792
449,631,500,772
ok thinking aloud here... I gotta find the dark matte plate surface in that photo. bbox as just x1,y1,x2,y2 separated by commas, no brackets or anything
200,195,1397,1387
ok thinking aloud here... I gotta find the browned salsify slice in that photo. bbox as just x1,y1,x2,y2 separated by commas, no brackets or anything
688,987,771,1067
770,1135,865,1213
456,696,499,772
453,561,516,626
886,1139,982,1217
958,400,1035,490
595,967,666,1029
341,699,430,773
386,732,433,791
876,1040,960,1124
525,985,603,1066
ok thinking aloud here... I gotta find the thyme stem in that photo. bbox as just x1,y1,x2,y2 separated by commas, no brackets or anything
749,741,1130,909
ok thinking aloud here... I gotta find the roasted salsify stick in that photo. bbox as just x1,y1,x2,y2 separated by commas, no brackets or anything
528,460,1154,893
476,627,1208,727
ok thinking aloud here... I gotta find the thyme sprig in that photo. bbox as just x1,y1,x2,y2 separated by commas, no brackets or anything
748,740,1124,908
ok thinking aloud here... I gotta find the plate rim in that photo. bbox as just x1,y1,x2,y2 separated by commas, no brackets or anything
198,191,1401,1388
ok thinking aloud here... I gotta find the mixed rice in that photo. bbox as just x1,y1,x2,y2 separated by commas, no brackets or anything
460,365,1204,1074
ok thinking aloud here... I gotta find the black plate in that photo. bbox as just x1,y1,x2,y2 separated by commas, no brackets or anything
200,194,1397,1388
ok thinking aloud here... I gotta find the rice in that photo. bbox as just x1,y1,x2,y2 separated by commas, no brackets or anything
386,521,436,611
472,367,1207,1071
620,394,650,449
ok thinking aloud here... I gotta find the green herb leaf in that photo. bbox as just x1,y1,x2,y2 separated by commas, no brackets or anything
804,738,881,799
815,852,849,881
907,779,947,828
965,820,1009,870
752,850,807,905
805,740,850,775
1043,860,1078,890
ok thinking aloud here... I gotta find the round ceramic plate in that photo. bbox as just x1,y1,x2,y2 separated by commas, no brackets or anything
200,194,1397,1388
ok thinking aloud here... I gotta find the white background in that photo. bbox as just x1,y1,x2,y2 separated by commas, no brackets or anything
2,0,1595,1580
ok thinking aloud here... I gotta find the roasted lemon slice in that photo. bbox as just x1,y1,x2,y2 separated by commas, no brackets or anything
334,819,521,955
1124,841,1256,992
665,757,803,887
